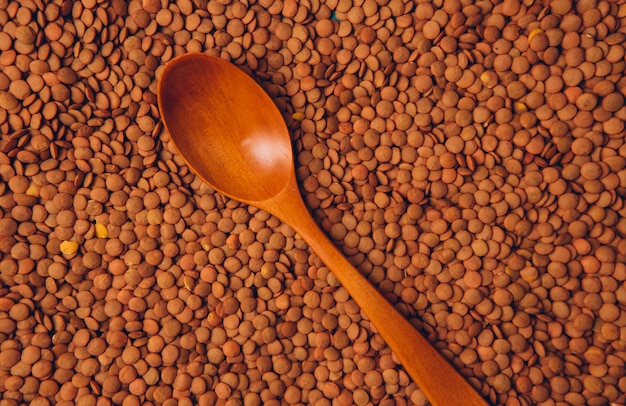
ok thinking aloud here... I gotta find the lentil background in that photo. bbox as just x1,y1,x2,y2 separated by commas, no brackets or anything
0,0,625,405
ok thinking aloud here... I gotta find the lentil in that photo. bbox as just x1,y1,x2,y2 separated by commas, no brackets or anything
0,0,624,405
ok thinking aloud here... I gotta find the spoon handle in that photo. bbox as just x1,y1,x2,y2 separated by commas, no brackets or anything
283,198,489,406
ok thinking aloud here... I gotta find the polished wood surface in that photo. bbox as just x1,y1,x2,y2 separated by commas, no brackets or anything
158,53,489,406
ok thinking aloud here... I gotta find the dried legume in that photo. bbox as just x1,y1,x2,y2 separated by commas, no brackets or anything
0,0,625,405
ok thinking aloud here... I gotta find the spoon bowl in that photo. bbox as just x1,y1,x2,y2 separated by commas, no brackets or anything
158,53,489,406
158,55,292,202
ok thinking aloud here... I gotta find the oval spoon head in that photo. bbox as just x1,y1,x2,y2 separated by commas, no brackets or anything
157,53,294,204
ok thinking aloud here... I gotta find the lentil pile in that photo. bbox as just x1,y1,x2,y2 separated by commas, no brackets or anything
0,0,625,405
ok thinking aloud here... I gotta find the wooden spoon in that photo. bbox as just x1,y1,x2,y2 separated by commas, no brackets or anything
157,53,489,406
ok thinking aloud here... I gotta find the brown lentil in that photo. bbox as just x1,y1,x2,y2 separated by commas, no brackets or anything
0,0,624,405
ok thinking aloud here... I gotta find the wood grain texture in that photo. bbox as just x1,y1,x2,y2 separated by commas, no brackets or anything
158,53,489,406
